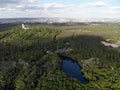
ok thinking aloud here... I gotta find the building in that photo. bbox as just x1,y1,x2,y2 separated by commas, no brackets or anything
22,24,29,30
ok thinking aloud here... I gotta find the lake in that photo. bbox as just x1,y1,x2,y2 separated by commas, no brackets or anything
62,59,87,83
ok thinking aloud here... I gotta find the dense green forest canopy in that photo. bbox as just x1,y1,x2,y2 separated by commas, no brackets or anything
0,23,120,90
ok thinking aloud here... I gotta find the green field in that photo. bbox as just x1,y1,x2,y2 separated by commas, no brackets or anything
0,23,120,90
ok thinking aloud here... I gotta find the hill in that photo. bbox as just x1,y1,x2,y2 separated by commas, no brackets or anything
0,23,120,90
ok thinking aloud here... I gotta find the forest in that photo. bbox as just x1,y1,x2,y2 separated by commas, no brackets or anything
0,23,120,90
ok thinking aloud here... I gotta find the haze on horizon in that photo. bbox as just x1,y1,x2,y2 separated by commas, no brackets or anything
0,0,120,19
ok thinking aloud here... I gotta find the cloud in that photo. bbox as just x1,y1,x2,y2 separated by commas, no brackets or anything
0,0,36,6
111,6,120,10
28,0,36,3
3,3,72,12
80,1,107,9
0,1,119,18
16,5,43,11
0,0,38,10
43,3,73,10
90,1,107,7
0,0,20,4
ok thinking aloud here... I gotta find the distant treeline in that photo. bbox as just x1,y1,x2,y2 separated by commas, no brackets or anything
0,24,19,31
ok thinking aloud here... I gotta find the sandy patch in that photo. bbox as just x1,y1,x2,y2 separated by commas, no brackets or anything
101,41,120,48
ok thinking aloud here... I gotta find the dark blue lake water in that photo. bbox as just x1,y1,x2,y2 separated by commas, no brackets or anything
62,59,87,83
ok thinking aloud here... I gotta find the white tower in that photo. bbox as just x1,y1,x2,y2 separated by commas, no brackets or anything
22,24,29,30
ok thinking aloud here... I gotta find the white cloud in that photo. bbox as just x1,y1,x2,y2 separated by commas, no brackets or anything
0,0,37,6
28,0,36,3
0,3,72,11
79,1,107,9
16,4,42,11
0,0,20,4
90,1,107,7
44,3,73,10
0,1,119,18
0,2,74,18
111,6,120,10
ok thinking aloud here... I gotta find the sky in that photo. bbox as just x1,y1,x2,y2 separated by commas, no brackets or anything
0,0,120,18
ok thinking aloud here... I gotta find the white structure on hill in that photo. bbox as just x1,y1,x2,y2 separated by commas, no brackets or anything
22,24,29,30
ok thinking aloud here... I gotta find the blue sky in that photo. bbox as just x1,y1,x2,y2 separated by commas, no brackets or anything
0,0,120,18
